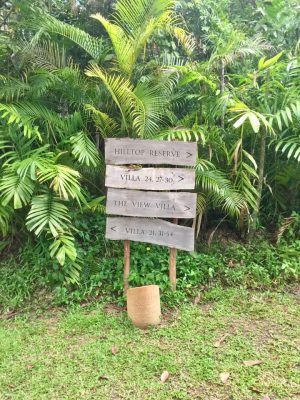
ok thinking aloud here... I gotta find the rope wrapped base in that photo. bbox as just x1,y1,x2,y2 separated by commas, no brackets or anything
127,285,161,329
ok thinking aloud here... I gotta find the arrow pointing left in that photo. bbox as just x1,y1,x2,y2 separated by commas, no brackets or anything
110,226,117,231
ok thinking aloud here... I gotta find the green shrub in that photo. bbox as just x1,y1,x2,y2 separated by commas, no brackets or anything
1,213,299,311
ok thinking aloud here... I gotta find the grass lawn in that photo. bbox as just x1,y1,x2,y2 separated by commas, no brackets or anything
0,287,299,400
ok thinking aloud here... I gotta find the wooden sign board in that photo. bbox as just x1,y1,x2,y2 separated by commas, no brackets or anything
106,188,197,219
105,165,195,191
106,217,194,252
105,138,197,166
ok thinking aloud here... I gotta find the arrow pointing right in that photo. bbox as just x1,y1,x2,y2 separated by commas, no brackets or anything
186,152,193,158
184,205,191,212
177,175,184,182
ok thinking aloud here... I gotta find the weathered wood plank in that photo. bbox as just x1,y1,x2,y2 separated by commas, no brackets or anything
105,165,195,191
105,138,197,166
106,188,197,219
106,217,194,251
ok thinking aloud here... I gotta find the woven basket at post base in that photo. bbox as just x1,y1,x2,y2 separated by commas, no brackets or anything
127,285,161,329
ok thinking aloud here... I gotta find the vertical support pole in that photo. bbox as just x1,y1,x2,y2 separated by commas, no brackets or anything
124,240,130,295
169,218,178,291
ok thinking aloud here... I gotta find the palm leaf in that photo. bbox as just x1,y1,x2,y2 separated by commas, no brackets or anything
132,82,168,137
85,64,134,131
0,173,35,209
0,75,30,101
37,163,82,202
195,161,246,216
85,104,119,138
39,15,109,63
0,201,12,236
70,131,99,167
26,194,71,237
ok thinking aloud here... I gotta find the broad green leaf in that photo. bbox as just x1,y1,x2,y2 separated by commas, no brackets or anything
233,113,248,129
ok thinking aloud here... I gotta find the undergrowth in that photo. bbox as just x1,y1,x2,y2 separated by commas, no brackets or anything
0,213,299,312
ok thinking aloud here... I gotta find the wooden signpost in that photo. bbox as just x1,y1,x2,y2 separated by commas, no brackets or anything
104,138,197,292
105,138,197,166
105,165,195,191
106,217,195,251
106,188,197,219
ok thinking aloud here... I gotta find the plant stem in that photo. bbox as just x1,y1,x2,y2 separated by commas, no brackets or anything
250,130,267,236
220,59,225,129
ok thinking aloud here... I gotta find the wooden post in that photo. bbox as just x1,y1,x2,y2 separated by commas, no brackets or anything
124,240,130,294
169,218,178,291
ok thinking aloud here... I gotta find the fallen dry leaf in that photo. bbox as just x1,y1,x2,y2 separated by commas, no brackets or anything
194,295,201,305
220,372,230,383
26,365,34,370
262,396,271,400
214,333,230,348
243,360,263,367
111,346,119,355
160,370,170,383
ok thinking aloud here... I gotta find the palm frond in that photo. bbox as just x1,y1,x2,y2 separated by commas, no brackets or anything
0,103,41,139
20,39,72,72
39,15,109,63
275,134,300,162
0,201,12,236
85,64,134,130
92,0,180,75
195,160,246,216
37,163,82,202
70,131,99,167
0,102,67,139
0,172,35,209
13,146,53,179
230,141,259,211
91,13,135,75
26,194,71,237
113,0,175,35
151,126,206,142
85,104,119,138
86,196,106,214
49,233,81,283
270,100,300,130
132,82,169,137
0,75,30,101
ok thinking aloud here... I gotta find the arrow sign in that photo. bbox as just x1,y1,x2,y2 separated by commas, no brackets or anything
106,217,195,252
105,166,195,191
106,188,197,219
105,138,197,166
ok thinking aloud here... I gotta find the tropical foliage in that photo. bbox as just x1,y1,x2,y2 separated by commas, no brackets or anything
0,0,299,283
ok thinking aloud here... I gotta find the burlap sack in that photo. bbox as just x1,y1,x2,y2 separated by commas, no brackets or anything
127,285,161,329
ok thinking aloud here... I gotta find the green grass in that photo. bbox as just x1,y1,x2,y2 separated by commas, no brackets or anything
0,287,299,400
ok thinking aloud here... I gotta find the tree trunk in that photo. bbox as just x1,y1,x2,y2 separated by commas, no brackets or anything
250,131,267,237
